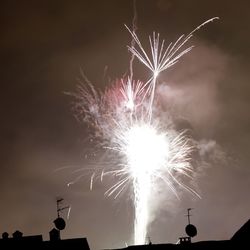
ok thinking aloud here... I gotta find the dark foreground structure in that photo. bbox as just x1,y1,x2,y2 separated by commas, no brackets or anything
0,218,249,250
113,219,250,250
0,231,90,250
0,199,90,249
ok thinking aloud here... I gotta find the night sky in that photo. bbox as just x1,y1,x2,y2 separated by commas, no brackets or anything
1,1,250,250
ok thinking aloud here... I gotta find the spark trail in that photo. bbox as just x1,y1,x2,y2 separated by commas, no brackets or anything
72,17,218,245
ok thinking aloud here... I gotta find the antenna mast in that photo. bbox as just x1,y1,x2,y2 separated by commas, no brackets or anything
186,208,193,225
56,198,70,218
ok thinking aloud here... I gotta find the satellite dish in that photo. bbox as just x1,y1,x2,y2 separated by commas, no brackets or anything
54,217,66,230
185,224,197,237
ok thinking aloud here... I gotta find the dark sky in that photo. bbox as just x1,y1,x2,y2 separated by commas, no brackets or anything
1,0,250,249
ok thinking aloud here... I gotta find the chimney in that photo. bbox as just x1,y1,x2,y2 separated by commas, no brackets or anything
12,230,23,239
2,232,9,239
49,228,60,241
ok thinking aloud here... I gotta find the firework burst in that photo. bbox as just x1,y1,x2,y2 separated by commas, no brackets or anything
71,17,218,245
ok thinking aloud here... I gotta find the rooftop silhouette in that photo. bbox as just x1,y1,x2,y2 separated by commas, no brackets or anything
0,232,90,250
110,217,250,250
0,206,249,250
0,198,90,249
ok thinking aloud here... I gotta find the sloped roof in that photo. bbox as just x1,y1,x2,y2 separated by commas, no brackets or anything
231,219,250,241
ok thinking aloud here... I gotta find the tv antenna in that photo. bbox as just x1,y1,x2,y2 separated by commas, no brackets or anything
53,198,70,231
186,208,193,224
185,208,197,238
56,198,70,218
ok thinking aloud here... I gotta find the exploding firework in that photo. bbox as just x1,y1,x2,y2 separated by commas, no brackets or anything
71,17,218,245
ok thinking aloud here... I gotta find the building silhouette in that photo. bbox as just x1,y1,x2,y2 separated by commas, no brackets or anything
0,209,249,250
111,218,250,250
0,198,90,249
1,218,249,250
0,231,90,250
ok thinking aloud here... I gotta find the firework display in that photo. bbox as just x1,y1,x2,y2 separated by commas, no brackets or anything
72,18,218,245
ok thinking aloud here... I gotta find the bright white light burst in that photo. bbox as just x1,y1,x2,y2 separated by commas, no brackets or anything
126,125,168,176
121,123,194,244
